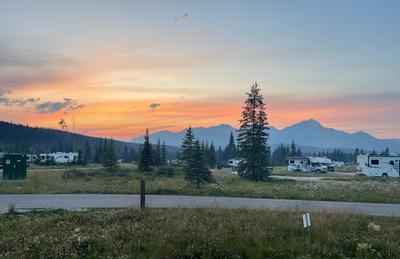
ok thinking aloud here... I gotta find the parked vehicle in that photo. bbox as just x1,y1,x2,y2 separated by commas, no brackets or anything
357,154,400,178
288,156,332,173
39,152,79,165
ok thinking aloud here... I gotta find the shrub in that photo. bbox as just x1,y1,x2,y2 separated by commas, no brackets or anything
156,166,176,177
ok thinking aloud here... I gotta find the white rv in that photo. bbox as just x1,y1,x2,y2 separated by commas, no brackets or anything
288,157,332,173
288,157,309,172
40,152,79,164
26,154,38,163
357,154,400,177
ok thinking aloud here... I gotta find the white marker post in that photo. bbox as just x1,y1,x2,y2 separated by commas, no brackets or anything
302,213,311,247
302,213,311,228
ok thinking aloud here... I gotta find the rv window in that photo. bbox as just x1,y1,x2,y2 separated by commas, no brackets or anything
289,160,294,164
371,160,379,165
390,161,394,165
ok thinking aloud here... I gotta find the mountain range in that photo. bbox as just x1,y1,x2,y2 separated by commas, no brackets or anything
131,119,400,153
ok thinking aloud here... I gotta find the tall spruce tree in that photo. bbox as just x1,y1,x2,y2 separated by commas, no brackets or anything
223,132,237,161
208,143,217,168
184,139,213,187
181,126,195,165
83,141,92,164
161,142,167,165
138,129,154,171
237,82,270,181
102,139,117,171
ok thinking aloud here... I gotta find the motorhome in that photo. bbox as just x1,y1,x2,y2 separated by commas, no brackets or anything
39,152,79,165
288,156,332,173
357,154,400,178
287,157,309,172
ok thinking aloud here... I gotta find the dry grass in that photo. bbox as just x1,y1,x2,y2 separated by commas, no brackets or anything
0,164,399,203
0,208,399,258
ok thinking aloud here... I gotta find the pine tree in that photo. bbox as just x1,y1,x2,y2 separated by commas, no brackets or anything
155,138,161,165
208,143,217,168
83,141,92,164
102,139,117,171
138,129,154,171
290,140,297,157
237,82,270,181
161,142,167,165
223,132,237,161
123,146,129,162
184,139,213,187
181,126,195,166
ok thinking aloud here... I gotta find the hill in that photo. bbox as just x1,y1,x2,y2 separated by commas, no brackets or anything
0,121,177,158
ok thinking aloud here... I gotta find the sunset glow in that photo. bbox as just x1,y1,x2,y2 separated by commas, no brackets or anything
1,0,399,140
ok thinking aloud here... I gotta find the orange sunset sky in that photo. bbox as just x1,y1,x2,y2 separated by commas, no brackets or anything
0,1,399,140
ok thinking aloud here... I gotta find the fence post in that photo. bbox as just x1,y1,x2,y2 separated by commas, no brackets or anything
140,180,145,210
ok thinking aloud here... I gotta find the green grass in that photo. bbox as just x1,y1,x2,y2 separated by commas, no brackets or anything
1,164,400,203
0,208,399,258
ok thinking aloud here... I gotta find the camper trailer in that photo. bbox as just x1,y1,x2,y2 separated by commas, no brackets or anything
288,156,331,173
357,154,400,177
288,157,309,172
26,154,38,163
39,152,79,165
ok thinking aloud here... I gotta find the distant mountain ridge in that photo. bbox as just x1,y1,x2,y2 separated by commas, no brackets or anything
131,119,400,153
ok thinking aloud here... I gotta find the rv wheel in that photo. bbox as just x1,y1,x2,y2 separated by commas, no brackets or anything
382,173,388,179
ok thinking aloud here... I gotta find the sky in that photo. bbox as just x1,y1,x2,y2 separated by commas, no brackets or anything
0,0,399,140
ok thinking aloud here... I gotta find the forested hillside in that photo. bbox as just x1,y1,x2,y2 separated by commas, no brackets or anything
0,121,177,159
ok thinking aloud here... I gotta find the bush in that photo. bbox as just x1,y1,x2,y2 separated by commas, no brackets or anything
63,169,87,179
156,166,176,177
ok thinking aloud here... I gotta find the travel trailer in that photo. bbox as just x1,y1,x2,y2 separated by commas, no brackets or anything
39,152,79,165
288,156,332,173
357,154,400,178
26,154,38,163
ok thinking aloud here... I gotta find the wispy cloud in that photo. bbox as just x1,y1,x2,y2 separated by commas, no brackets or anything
173,12,189,22
148,103,161,111
0,89,40,106
35,98,85,114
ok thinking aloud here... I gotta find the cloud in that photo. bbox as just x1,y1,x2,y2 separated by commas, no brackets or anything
209,30,222,38
0,89,40,106
173,12,189,22
35,98,85,114
148,103,161,111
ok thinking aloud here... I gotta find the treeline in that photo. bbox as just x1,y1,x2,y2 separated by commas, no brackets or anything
0,121,178,161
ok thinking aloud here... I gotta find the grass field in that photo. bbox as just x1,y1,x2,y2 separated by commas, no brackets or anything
1,164,399,204
0,208,399,258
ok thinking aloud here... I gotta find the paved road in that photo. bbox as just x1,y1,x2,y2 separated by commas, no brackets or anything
0,194,399,217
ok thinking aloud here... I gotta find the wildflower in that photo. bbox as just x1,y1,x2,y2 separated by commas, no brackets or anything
368,222,381,231
357,242,371,251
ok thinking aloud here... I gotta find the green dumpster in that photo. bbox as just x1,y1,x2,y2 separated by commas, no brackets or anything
2,154,27,180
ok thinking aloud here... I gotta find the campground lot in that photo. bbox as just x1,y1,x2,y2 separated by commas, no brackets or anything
0,164,399,204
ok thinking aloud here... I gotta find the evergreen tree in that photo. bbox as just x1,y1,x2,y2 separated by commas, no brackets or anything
102,139,117,171
208,143,217,168
223,132,237,161
181,126,195,165
138,129,154,171
83,141,92,164
123,146,129,162
237,82,271,181
161,142,167,165
184,139,213,187
290,140,297,157
154,138,161,165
